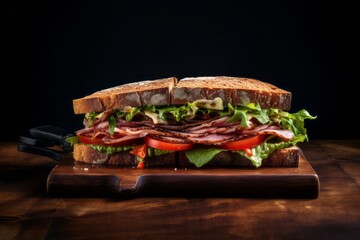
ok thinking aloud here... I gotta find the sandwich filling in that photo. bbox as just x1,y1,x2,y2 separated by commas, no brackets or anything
67,98,316,168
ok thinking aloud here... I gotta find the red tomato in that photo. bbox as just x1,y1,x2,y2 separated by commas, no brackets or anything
144,137,194,151
130,144,147,159
219,135,266,151
77,135,140,146
137,161,145,169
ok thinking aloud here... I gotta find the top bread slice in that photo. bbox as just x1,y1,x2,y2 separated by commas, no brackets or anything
73,77,177,114
73,76,292,114
172,76,292,110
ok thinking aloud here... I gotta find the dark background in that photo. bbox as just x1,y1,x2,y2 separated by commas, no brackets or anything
1,1,358,141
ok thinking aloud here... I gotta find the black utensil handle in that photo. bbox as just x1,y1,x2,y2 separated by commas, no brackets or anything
29,125,72,141
18,135,55,148
29,125,73,152
18,143,64,161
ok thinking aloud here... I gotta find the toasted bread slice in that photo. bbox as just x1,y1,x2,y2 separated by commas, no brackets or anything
171,76,292,110
73,77,177,114
73,143,299,168
178,146,299,168
73,76,291,114
73,143,177,167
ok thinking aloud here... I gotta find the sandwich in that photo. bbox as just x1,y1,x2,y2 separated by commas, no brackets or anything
67,76,316,169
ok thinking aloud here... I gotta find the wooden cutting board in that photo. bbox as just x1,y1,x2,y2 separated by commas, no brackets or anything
47,150,320,198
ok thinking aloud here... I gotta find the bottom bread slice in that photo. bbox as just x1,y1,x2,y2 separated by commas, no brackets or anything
73,143,177,167
178,146,299,168
73,143,300,168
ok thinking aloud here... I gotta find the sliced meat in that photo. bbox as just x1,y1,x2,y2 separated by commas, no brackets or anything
258,129,294,141
150,135,192,144
102,132,148,144
186,134,236,145
75,121,109,135
186,116,230,131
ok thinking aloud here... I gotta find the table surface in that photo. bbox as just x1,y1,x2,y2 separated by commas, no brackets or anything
0,140,359,240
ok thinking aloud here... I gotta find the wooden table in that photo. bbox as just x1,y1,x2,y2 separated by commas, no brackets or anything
0,140,359,239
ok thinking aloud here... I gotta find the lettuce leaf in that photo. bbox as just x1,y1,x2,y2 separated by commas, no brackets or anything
277,109,316,141
91,144,134,154
185,147,225,167
227,106,250,127
125,107,141,121
185,141,295,168
65,136,79,145
108,115,116,135
80,99,316,168
233,141,293,167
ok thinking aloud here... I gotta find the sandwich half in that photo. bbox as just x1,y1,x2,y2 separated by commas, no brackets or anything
68,76,316,168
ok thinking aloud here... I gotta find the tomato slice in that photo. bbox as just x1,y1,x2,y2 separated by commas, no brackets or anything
219,135,266,151
78,135,104,145
130,144,147,159
144,137,194,151
77,135,140,146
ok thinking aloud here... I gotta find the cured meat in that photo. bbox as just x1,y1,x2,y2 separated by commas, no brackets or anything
259,129,294,141
102,132,148,144
76,114,295,145
186,134,236,145
75,121,109,135
150,135,192,144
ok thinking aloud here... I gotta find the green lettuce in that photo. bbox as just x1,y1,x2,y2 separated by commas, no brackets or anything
90,144,173,157
184,105,316,168
108,115,116,135
91,144,134,154
185,141,295,168
79,98,316,167
185,147,225,168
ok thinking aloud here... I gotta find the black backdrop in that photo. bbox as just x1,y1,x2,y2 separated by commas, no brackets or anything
2,1,358,140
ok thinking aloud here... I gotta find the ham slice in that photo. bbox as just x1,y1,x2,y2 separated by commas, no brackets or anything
76,114,295,145
186,134,236,145
259,129,294,141
102,132,148,144
151,135,192,144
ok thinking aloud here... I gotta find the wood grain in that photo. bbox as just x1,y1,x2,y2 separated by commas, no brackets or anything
1,140,359,240
46,150,319,198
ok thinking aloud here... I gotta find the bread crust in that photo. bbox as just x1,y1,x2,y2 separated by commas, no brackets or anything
73,77,177,114
73,143,177,167
73,144,299,168
178,146,299,168
73,76,292,114
171,76,292,110
72,76,297,167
